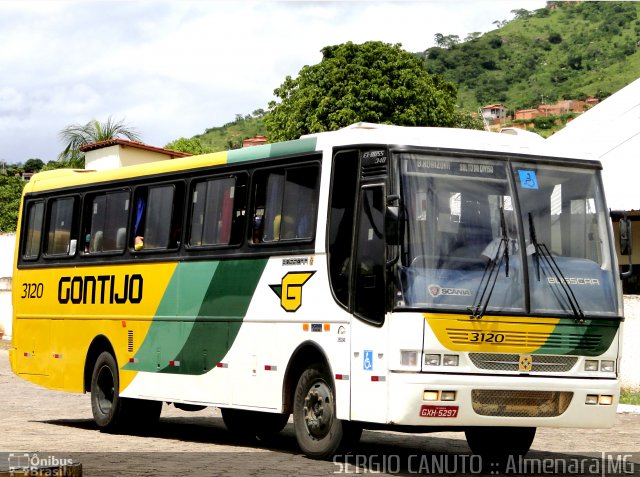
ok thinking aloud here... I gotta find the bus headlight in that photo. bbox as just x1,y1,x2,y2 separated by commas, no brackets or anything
423,390,439,401
441,391,457,401
443,354,459,366
585,394,599,405
598,395,614,405
424,354,441,366
584,360,599,372
600,360,615,373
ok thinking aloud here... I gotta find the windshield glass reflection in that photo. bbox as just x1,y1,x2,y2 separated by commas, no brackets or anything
513,163,617,317
396,154,525,314
394,154,619,318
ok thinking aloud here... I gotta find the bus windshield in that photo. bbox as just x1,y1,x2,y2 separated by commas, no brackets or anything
395,153,619,318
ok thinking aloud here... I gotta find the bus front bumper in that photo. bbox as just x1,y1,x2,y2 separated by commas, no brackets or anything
387,372,619,428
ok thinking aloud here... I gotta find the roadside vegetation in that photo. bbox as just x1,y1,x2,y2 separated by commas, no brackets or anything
620,389,640,406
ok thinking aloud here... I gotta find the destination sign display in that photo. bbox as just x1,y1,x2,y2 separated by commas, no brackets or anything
403,156,507,180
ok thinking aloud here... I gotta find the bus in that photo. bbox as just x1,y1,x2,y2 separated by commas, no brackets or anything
10,123,626,460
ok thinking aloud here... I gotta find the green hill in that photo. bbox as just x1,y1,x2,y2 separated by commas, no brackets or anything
420,1,640,111
193,110,267,152
192,2,640,147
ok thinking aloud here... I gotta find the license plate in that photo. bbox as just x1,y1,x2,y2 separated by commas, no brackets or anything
419,405,459,418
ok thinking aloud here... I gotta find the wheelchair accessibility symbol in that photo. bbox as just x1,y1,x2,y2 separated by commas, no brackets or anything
363,350,373,370
518,169,539,190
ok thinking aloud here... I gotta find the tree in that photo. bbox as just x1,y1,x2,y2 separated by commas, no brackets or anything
265,41,457,141
164,137,210,155
58,117,141,168
23,158,44,173
465,32,482,42
511,8,532,20
451,109,485,131
0,174,25,232
548,32,563,44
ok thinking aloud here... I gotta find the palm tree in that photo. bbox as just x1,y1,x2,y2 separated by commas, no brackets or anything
58,116,142,168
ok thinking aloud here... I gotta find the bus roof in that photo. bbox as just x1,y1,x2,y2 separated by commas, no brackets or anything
24,123,589,194
24,136,318,193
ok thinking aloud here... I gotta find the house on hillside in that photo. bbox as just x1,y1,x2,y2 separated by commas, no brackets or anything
242,135,268,148
515,97,600,120
514,108,540,121
481,104,509,123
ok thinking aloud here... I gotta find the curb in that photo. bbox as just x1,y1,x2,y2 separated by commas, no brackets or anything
617,404,640,414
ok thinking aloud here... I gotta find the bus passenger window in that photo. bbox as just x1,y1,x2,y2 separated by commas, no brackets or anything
189,176,237,247
45,197,76,256
23,201,45,260
86,191,130,253
254,164,319,243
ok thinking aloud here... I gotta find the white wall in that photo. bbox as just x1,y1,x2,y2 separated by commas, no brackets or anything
621,296,640,391
85,145,175,171
545,77,640,211
0,233,15,340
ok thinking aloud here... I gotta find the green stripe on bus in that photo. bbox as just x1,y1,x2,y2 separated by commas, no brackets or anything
226,137,317,164
124,258,268,374
536,318,619,356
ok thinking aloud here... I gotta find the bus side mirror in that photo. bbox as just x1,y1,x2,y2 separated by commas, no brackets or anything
385,205,400,245
619,217,633,279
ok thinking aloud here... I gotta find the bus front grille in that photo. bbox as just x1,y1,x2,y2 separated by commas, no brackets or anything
469,353,578,372
471,390,573,417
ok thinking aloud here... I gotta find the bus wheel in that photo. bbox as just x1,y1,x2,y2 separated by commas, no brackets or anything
221,408,289,440
90,351,162,431
294,365,355,459
90,351,124,430
465,426,536,462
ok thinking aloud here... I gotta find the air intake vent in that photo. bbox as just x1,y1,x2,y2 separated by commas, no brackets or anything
127,330,134,353
361,162,387,179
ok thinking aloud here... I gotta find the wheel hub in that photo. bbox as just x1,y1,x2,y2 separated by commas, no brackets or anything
303,381,334,439
96,365,115,414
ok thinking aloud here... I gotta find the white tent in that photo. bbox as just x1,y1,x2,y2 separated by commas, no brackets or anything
546,77,640,212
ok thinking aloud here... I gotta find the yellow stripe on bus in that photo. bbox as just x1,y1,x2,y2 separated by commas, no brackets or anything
13,262,178,391
423,313,560,354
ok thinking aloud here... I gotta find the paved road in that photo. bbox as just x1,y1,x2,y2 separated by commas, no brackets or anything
1,348,639,476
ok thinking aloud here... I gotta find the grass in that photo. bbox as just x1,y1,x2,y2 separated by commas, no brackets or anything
620,390,640,406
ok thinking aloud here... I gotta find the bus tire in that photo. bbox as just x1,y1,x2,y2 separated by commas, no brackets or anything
90,351,162,431
90,351,125,431
465,426,536,462
294,364,354,459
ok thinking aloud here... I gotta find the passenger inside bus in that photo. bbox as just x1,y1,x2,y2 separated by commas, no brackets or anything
134,196,145,250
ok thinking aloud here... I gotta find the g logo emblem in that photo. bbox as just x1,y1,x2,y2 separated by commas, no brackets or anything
270,271,315,312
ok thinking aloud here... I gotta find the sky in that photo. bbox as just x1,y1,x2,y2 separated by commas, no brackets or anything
0,0,546,164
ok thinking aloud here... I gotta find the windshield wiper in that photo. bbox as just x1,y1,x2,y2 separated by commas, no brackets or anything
500,205,510,278
469,206,509,320
528,213,585,323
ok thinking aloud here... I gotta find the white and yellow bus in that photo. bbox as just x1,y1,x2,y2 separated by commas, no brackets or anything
11,123,625,459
